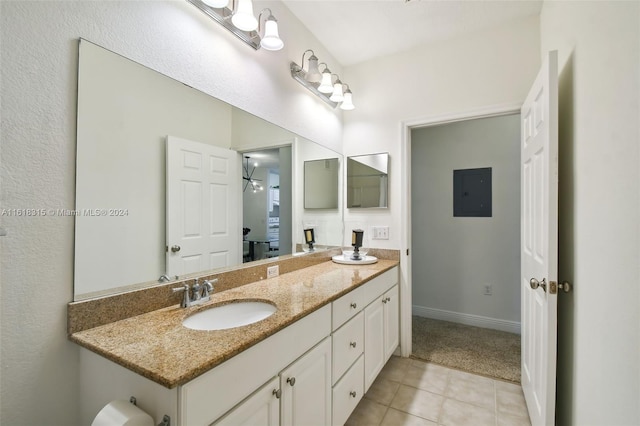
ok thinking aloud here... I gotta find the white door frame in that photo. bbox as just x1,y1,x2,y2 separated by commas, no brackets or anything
399,102,522,357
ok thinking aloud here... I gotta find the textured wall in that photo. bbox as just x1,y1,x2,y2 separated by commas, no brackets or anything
0,1,342,425
540,1,640,424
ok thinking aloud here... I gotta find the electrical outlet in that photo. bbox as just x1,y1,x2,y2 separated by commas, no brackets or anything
372,226,389,240
483,285,493,296
267,265,279,279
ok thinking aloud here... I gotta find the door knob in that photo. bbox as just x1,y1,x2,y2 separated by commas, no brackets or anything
171,245,181,253
529,277,547,292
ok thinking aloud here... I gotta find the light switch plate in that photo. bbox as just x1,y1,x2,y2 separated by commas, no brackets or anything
372,226,389,240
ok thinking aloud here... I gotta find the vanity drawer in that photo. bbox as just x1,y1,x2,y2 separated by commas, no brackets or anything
332,285,365,330
332,355,364,426
332,311,364,384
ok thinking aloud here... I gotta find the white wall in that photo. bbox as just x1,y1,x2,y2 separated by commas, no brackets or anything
540,2,640,424
343,15,540,248
411,114,521,328
0,1,342,425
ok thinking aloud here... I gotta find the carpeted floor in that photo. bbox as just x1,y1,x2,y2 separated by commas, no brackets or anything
412,316,521,383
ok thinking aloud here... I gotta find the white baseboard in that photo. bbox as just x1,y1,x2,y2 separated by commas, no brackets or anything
412,305,521,335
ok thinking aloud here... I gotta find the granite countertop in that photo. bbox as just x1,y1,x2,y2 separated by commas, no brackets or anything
70,259,399,389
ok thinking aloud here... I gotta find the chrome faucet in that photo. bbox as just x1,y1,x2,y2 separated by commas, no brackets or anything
172,278,219,308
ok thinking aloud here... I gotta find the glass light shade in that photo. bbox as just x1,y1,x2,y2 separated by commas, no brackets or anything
260,18,283,50
330,82,344,102
202,0,229,8
232,0,258,31
318,71,333,93
305,56,322,83
340,90,355,110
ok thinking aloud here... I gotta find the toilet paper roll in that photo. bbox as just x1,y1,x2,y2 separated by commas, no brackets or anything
92,400,154,426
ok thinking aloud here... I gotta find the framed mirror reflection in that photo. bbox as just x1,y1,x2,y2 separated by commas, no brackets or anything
346,153,389,208
74,39,343,300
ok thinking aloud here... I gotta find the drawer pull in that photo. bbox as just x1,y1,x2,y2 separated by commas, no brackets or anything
273,388,281,399
350,341,357,348
287,377,296,386
350,302,357,309
350,391,357,398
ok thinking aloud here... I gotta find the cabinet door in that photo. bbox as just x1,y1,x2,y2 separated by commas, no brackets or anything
281,337,332,426
213,377,279,426
364,297,385,392
383,285,400,360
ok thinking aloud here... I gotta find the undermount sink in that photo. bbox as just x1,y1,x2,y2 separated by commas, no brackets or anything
183,301,277,331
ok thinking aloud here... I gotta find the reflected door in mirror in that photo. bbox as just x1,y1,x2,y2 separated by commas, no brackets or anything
166,136,241,275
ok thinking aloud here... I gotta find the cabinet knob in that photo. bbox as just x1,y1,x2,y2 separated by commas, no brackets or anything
350,341,357,348
382,298,387,304
350,391,357,398
386,297,391,302
272,388,281,399
287,377,296,386
350,302,357,309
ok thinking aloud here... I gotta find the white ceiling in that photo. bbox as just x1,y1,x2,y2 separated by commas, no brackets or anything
281,0,543,67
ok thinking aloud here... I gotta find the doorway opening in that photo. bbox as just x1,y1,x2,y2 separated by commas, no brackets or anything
241,147,292,262
409,113,522,382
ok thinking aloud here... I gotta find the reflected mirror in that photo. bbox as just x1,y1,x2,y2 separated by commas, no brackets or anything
347,153,389,208
74,39,343,300
304,158,339,209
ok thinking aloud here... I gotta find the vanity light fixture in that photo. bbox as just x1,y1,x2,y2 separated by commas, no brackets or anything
258,9,283,51
317,64,334,94
243,156,264,193
340,85,355,110
231,0,258,31
290,50,356,109
186,0,283,51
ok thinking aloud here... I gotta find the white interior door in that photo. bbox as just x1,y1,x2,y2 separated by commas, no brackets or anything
166,136,240,276
520,50,559,426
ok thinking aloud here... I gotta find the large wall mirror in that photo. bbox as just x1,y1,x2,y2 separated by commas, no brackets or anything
347,153,389,208
74,39,343,300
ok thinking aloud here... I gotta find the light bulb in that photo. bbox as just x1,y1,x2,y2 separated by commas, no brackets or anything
305,55,321,83
202,0,229,8
232,0,258,31
330,81,344,102
318,70,333,93
340,90,355,110
260,16,283,51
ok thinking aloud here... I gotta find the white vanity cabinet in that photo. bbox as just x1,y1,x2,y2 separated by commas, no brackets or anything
180,305,331,425
329,266,399,425
364,284,399,391
216,337,332,426
280,337,332,426
78,266,399,426
213,377,280,426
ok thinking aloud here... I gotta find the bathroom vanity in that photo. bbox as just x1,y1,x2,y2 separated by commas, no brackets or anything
71,259,399,425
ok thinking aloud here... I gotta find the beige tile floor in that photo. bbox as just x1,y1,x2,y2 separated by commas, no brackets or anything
345,357,531,426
